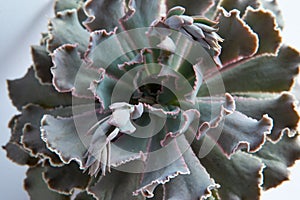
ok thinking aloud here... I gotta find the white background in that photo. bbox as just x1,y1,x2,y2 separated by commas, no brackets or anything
0,0,299,199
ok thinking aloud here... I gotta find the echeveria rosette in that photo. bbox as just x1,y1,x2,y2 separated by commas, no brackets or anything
4,0,300,200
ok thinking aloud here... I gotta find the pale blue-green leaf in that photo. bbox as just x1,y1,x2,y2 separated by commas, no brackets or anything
121,0,164,30
74,191,96,200
135,137,190,198
47,9,89,54
54,0,84,13
41,113,99,168
161,109,200,146
219,0,260,16
88,170,145,200
196,93,236,139
255,135,300,189
166,0,215,15
31,45,53,84
3,142,39,166
197,136,264,200
166,6,186,17
199,46,300,95
207,111,272,156
83,0,125,32
217,9,258,65
163,136,218,200
235,92,300,142
7,67,73,111
51,44,98,98
9,104,78,165
24,165,70,200
259,0,284,29
23,124,62,166
90,72,117,109
43,161,91,194
243,8,282,54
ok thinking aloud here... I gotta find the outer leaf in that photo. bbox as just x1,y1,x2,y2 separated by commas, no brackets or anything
121,0,164,30
217,9,258,65
197,136,264,200
74,191,96,200
243,8,282,54
166,0,215,16
7,67,72,111
88,170,145,200
43,161,91,194
199,45,300,95
163,136,218,200
3,142,39,166
85,29,127,78
196,94,272,156
24,165,70,200
219,0,259,16
135,138,190,198
31,45,53,84
54,0,84,13
255,135,300,189
207,111,273,156
235,92,300,141
8,104,45,143
54,0,87,24
51,44,98,97
259,0,284,29
8,104,77,165
47,9,89,54
22,124,62,165
83,0,125,32
41,113,97,168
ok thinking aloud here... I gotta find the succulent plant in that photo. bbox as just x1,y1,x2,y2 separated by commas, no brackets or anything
4,0,300,199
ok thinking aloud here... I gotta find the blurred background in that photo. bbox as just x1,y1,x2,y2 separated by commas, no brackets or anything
0,0,299,199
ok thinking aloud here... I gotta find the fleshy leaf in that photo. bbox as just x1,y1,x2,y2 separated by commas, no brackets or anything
207,111,273,156
217,8,258,65
54,0,87,24
135,138,190,198
88,170,145,200
163,136,218,200
8,104,45,143
43,161,91,194
23,124,62,165
47,9,89,54
31,45,53,84
51,44,98,97
8,104,76,165
161,109,200,146
54,0,84,13
259,0,284,29
41,113,97,168
3,142,39,166
83,0,125,32
199,45,300,95
219,0,260,16
74,191,96,200
243,8,282,54
196,93,236,139
235,92,300,141
121,0,164,30
197,136,264,200
255,135,300,189
7,67,72,111
24,164,70,200
166,0,215,16
196,94,272,156
90,72,117,109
